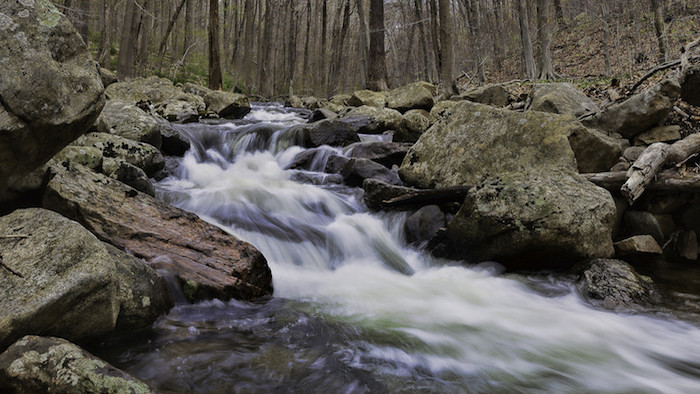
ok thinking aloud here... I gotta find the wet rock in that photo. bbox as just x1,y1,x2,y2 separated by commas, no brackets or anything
325,155,351,174
386,82,435,113
614,235,663,256
102,158,155,196
525,83,598,117
681,206,700,236
153,99,200,123
310,108,339,122
623,210,665,244
99,67,118,87
459,84,510,107
632,125,682,146
73,132,165,176
160,127,191,156
288,119,360,148
623,146,647,162
582,79,681,138
346,142,413,168
0,336,152,393
341,158,402,187
404,205,446,246
362,179,419,210
0,0,105,191
97,100,165,149
577,259,659,310
204,90,251,119
343,106,406,135
105,76,205,112
348,90,387,108
397,109,430,143
681,63,700,106
43,165,273,302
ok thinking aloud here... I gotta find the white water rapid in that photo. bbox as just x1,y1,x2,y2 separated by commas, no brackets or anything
97,104,700,393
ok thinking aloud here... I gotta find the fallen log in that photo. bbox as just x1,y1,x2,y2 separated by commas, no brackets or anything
585,170,700,193
621,133,700,204
381,186,472,208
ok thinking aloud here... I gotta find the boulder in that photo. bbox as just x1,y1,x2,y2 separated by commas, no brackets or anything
623,210,665,244
325,155,350,174
386,82,435,113
0,336,152,393
97,100,165,148
341,158,402,187
102,158,155,196
0,208,172,351
98,67,118,87
203,90,251,119
73,132,165,176
400,101,615,268
362,178,419,210
680,63,700,106
525,83,598,117
153,99,200,123
567,125,622,173
105,76,205,112
182,82,212,98
582,79,681,138
310,108,339,122
0,0,105,191
343,106,405,135
681,206,700,236
429,100,459,124
348,90,387,108
623,146,647,162
287,119,360,148
614,235,663,256
345,142,413,168
159,127,191,156
459,84,510,107
398,109,430,143
404,205,446,246
632,125,682,146
43,165,273,302
577,259,658,310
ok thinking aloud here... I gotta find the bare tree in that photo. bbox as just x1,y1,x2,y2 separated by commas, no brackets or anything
517,0,536,79
209,0,223,89
438,0,455,95
367,0,389,91
650,0,667,64
535,0,558,80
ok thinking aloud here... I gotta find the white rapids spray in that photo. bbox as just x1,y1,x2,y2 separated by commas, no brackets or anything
149,104,700,392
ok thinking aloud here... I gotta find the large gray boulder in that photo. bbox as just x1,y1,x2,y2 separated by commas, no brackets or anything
386,82,435,113
0,0,105,191
348,89,387,108
72,132,165,176
105,76,205,112
0,336,152,393
203,90,251,119
399,109,430,142
577,259,659,310
400,101,616,269
343,106,406,135
458,84,510,107
681,63,700,106
0,208,172,351
526,83,599,117
567,125,622,173
96,100,165,149
43,165,273,302
582,79,681,138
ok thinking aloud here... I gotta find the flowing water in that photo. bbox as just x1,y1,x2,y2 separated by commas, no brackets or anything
95,104,700,393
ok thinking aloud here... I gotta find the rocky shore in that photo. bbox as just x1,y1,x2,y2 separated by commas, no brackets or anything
1,1,699,391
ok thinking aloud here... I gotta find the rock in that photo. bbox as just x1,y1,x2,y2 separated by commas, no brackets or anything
614,235,663,256
43,165,273,302
404,205,446,246
97,100,165,148
160,127,191,156
99,67,118,87
429,100,459,124
567,125,622,173
203,90,251,119
73,132,165,176
623,210,665,244
386,82,435,113
182,82,212,98
0,336,152,393
459,84,510,107
287,119,360,147
582,79,681,138
345,142,413,168
362,178,419,210
310,108,338,122
674,230,698,261
102,158,155,196
0,0,105,191
330,94,352,106
348,90,387,108
577,259,658,310
285,95,304,108
341,158,402,187
105,76,205,112
398,109,430,143
632,125,682,145
681,206,700,236
343,106,405,135
153,99,200,123
286,147,339,172
525,83,599,117
681,63,700,106
325,155,350,174
0,208,171,350
623,146,647,162
610,161,629,172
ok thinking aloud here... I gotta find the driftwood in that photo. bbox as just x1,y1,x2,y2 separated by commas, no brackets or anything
585,170,700,193
381,186,472,208
621,133,700,204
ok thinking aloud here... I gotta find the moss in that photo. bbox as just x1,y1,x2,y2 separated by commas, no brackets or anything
36,0,61,28
183,280,199,300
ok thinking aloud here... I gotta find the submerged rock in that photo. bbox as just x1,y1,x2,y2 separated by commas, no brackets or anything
43,165,273,302
345,141,413,168
0,336,152,393
404,205,446,246
0,0,105,192
577,259,659,310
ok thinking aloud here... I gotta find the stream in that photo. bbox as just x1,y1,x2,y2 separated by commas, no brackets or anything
93,103,700,393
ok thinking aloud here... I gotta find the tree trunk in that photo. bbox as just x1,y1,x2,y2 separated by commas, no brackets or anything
367,0,389,91
650,0,667,64
414,0,431,82
303,0,312,87
429,0,441,81
356,0,369,88
287,1,298,95
553,0,566,27
438,0,454,96
321,0,328,93
243,0,256,94
258,0,273,97
466,0,485,83
600,0,612,76
535,0,558,80
156,0,188,71
209,0,222,90
517,0,536,79
117,0,140,81
136,0,153,75
96,0,111,68
184,0,196,66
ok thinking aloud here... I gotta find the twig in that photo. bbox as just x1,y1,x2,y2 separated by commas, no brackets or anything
0,235,28,239
0,256,23,278
674,105,690,119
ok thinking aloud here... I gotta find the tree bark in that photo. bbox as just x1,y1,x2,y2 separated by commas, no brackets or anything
535,0,558,80
209,0,223,90
156,0,188,71
429,0,441,81
553,0,566,27
600,0,612,76
466,0,485,83
367,0,389,91
117,0,140,81
414,0,431,82
356,0,369,88
517,0,536,79
438,0,455,96
650,0,667,64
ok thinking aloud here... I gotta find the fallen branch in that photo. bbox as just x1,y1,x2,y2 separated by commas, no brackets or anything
0,256,23,278
629,54,700,94
0,234,28,239
621,133,700,204
382,186,471,208
585,170,700,193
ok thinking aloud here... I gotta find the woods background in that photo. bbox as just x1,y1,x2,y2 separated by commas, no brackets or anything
54,0,698,99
